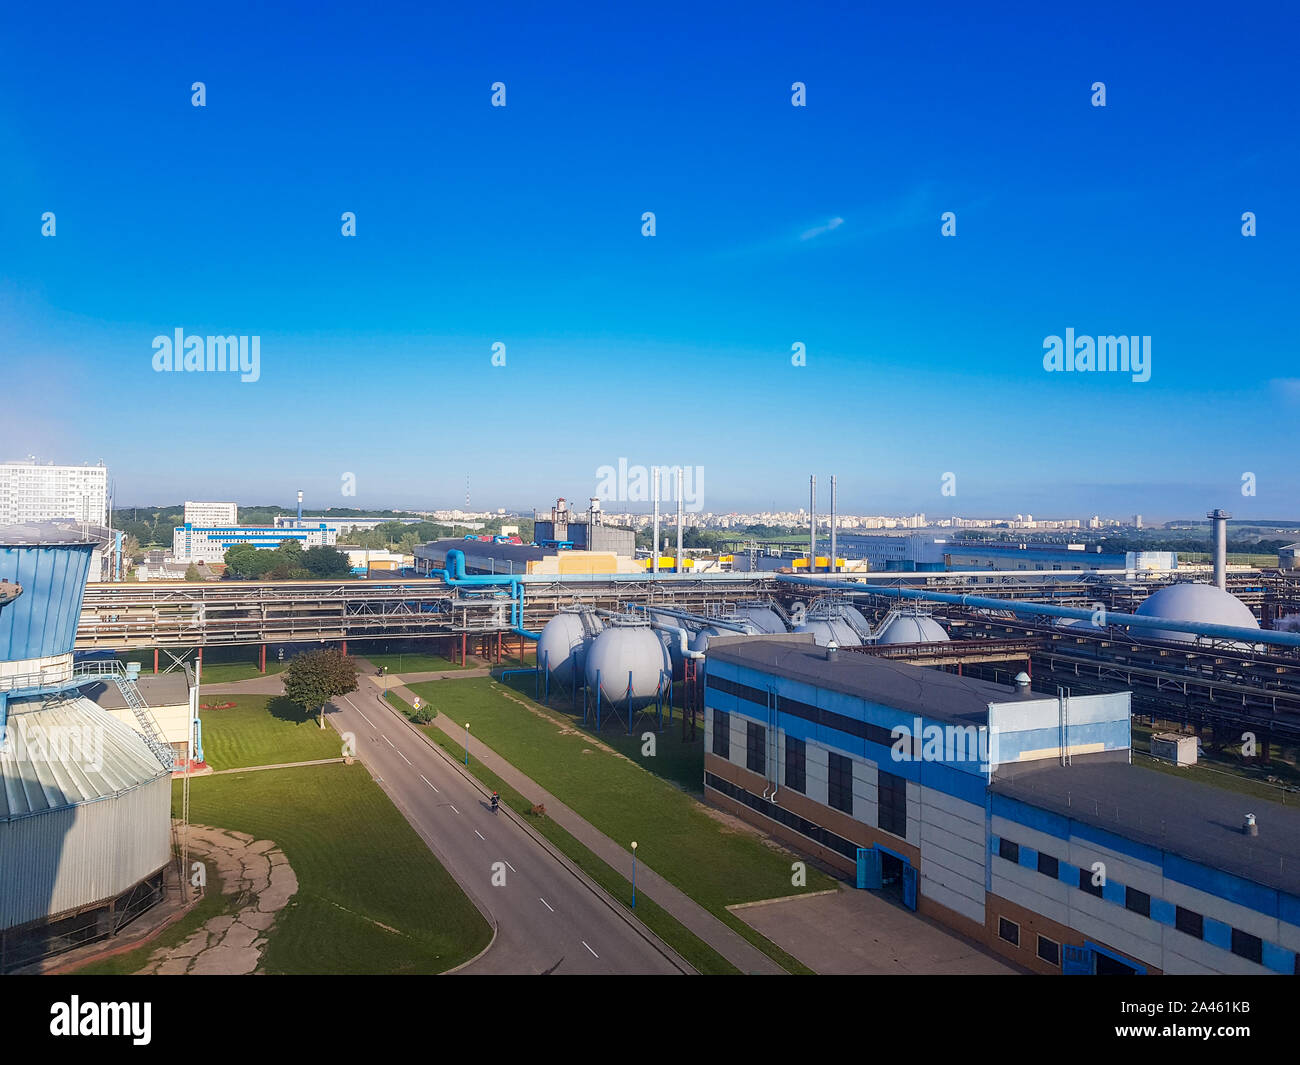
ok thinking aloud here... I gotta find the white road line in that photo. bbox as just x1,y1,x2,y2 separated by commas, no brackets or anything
582,941,598,958
474,829,485,840
397,750,412,765
420,775,440,793
355,708,374,728
503,860,516,873
382,735,395,748
449,804,460,814
539,897,554,913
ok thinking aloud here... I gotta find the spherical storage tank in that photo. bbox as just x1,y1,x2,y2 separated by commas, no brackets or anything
537,608,599,689
1134,583,1260,645
732,603,787,634
794,617,863,647
584,616,671,707
876,613,950,645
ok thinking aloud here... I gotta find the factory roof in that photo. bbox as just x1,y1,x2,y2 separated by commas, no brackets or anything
991,760,1300,898
81,674,190,710
706,634,1039,726
415,539,550,568
0,693,171,822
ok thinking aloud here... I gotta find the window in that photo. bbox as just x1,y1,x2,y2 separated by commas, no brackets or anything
878,769,907,836
998,838,1019,864
746,722,766,775
1125,887,1150,917
1037,852,1059,879
1231,928,1262,964
1078,867,1104,898
712,710,730,759
827,752,853,814
1175,906,1203,940
785,736,806,794
998,917,1020,946
1037,935,1060,966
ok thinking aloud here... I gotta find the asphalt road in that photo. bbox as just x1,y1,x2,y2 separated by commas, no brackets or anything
326,683,685,975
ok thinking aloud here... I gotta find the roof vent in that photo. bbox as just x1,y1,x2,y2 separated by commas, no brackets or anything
1014,671,1031,693
826,641,839,661
1244,812,1258,837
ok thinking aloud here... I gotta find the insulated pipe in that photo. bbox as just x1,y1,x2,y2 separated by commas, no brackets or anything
629,603,753,634
652,467,660,576
675,467,684,574
437,548,540,639
776,574,1300,649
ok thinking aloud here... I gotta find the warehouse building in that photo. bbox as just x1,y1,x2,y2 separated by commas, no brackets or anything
702,633,1298,975
172,521,336,564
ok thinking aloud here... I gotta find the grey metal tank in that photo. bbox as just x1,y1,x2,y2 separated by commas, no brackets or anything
584,616,671,706
875,613,950,645
794,617,863,647
732,602,788,634
537,608,599,689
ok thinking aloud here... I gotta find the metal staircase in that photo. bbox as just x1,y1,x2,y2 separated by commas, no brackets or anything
110,672,176,770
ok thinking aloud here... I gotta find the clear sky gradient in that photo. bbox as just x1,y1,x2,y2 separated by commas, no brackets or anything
1,2,1296,520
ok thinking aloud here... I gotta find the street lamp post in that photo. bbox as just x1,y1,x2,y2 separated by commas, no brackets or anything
464,722,470,765
631,841,638,908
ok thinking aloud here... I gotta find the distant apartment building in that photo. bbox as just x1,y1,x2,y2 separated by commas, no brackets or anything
183,501,238,526
173,522,336,564
0,460,108,527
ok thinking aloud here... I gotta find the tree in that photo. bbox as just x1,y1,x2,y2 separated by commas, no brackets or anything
184,563,201,581
302,545,353,578
282,648,359,729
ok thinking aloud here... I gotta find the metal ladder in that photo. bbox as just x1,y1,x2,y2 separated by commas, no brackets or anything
111,673,176,770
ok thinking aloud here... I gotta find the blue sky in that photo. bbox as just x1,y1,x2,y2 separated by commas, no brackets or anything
1,2,1296,521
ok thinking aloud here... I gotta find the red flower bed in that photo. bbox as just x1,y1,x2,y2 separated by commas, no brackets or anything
199,701,236,710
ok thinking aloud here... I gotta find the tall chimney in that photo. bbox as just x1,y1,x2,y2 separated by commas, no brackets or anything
675,467,684,574
297,490,303,521
809,475,817,574
1208,508,1230,591
830,474,837,574
652,467,660,576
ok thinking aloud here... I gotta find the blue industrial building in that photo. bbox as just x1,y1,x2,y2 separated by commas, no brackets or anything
702,632,1298,975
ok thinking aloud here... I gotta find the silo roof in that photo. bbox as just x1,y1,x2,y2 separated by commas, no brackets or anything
0,693,171,822
0,523,103,547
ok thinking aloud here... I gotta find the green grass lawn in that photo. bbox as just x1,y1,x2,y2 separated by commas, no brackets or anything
181,763,491,974
407,676,833,971
199,695,344,770
366,652,472,673
115,648,285,685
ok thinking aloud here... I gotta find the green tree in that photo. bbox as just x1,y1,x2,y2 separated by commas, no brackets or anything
184,563,201,581
302,545,354,578
282,648,359,729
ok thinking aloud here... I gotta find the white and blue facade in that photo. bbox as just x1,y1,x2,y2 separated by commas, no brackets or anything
702,634,1298,975
172,522,336,564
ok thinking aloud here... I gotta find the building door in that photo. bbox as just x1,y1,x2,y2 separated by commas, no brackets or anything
856,847,881,890
902,864,918,911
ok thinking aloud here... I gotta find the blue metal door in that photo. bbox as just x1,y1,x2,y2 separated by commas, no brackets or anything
902,863,918,910
856,846,882,890
1062,945,1093,975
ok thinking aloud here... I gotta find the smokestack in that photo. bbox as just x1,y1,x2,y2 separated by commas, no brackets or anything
830,475,837,574
809,475,817,574
675,467,684,574
652,467,660,576
1208,508,1230,591
297,490,303,521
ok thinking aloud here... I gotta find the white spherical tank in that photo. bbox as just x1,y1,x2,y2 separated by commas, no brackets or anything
733,604,787,634
584,618,671,706
537,611,591,688
794,618,862,647
1135,583,1260,645
876,614,950,645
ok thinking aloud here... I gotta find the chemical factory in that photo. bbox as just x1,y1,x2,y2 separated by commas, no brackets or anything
0,523,191,972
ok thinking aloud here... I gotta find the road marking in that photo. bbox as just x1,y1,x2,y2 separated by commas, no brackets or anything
355,708,375,728
503,860,516,873
582,941,598,958
539,897,554,913
474,829,486,840
382,735,395,748
420,774,440,793
449,804,460,815
396,750,412,765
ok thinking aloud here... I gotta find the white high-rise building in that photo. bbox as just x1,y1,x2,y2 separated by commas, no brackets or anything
0,459,108,527
184,501,238,526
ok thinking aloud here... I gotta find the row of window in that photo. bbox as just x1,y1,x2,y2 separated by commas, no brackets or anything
713,711,907,838
707,673,919,756
704,772,859,861
997,917,1061,966
996,837,1266,966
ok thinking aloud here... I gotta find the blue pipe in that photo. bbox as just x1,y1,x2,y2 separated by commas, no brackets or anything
437,549,540,639
776,575,1300,649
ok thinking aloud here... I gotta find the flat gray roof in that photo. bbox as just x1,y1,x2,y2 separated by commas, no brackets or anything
416,539,549,566
82,674,190,709
707,634,1039,726
992,760,1300,897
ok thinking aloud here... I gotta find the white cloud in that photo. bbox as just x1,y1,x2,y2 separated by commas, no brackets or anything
799,216,844,241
